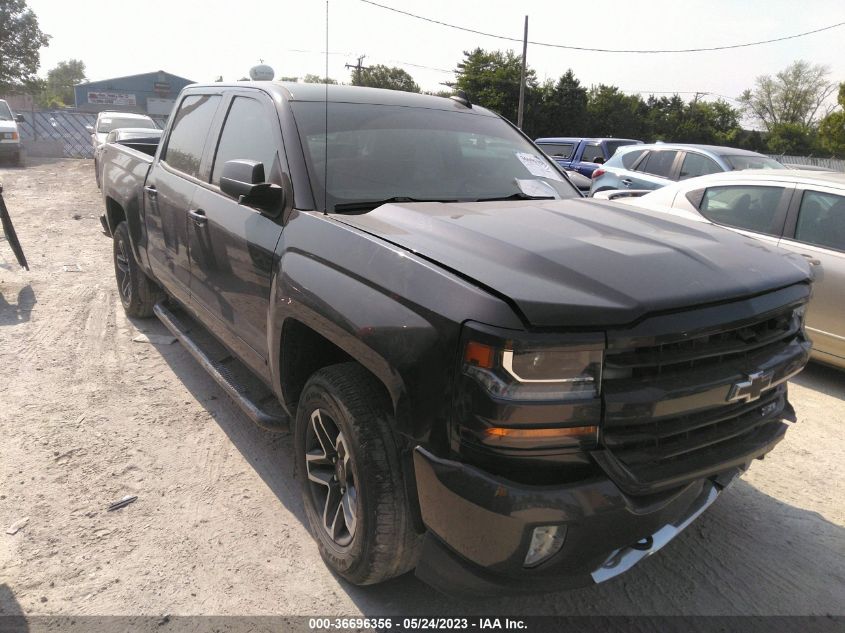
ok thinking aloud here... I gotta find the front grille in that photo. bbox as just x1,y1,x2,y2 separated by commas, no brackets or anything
597,301,809,494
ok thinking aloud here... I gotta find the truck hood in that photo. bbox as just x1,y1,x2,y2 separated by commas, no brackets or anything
334,198,811,328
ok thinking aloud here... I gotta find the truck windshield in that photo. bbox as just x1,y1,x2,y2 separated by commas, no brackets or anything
291,102,579,211
97,117,156,133
0,101,13,121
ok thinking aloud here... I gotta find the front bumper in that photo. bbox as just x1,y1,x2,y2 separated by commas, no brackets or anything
413,446,746,596
0,141,20,156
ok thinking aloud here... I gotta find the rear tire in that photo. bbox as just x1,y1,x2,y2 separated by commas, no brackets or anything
295,362,421,585
113,221,162,317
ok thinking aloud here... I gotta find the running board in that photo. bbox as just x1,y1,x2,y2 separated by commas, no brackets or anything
153,301,289,432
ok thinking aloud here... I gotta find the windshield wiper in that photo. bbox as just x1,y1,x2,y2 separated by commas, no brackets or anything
474,192,556,202
332,196,458,213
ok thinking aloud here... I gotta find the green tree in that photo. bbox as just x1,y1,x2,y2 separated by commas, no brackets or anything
766,122,817,155
586,85,648,138
45,58,86,105
303,73,337,84
818,83,845,157
351,64,419,92
739,60,836,133
530,70,588,137
0,0,51,94
451,49,536,124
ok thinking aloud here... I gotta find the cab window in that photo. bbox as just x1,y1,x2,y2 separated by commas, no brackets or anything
537,143,575,159
699,185,786,236
794,190,845,252
162,94,221,178
581,144,605,163
211,97,280,186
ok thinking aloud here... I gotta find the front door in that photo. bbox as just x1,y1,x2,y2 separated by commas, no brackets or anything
778,187,845,365
187,93,285,375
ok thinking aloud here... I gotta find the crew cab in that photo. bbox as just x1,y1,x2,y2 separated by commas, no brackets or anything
535,137,642,177
99,83,812,595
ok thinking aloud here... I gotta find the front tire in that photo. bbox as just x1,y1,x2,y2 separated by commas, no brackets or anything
113,221,162,317
295,363,421,585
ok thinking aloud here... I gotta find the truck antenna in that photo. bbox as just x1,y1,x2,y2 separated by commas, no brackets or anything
324,0,329,215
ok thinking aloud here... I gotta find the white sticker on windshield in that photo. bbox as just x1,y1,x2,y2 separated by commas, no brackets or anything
515,179,560,199
515,152,563,181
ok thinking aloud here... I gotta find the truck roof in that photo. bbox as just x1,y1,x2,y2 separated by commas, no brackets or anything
535,137,641,144
193,81,499,116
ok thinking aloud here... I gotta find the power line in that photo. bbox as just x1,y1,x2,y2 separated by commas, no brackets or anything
360,0,845,54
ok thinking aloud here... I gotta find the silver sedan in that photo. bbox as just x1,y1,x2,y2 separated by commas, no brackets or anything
595,170,845,369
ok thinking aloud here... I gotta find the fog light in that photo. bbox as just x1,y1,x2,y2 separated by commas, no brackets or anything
524,525,567,568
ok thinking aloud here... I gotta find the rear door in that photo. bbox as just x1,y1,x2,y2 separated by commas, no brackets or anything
145,92,222,305
777,186,845,364
574,143,605,176
187,90,286,376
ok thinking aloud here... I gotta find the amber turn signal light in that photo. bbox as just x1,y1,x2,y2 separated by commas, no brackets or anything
484,425,598,440
464,341,494,369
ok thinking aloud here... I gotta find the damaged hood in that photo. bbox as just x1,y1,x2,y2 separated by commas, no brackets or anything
335,198,811,328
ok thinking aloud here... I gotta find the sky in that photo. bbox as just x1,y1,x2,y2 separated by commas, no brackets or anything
26,0,845,110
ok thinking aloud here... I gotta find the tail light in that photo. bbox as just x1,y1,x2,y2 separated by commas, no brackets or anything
592,168,605,179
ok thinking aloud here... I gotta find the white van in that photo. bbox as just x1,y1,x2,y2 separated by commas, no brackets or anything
0,99,24,166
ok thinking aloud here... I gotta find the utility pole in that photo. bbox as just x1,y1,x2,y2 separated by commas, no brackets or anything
517,15,528,129
345,55,369,84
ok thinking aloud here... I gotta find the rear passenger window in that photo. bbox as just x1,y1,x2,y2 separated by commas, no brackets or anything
699,185,786,236
162,94,221,178
581,144,604,163
620,149,646,169
538,143,574,159
638,150,678,178
794,190,845,252
679,153,722,180
211,97,279,186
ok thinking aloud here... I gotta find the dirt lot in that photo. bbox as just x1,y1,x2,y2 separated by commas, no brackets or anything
0,158,843,617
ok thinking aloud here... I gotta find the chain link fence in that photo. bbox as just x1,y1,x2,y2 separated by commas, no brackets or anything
768,154,845,172
17,111,167,158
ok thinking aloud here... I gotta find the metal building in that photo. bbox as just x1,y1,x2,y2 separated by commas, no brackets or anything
74,70,195,116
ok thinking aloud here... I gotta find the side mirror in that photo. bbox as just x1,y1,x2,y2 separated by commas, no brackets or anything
85,125,95,134
220,159,285,214
14,114,24,123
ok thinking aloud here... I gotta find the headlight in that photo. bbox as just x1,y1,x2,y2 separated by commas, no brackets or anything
464,341,602,402
454,324,604,455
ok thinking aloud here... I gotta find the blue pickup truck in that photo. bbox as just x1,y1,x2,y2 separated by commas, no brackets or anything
535,137,642,177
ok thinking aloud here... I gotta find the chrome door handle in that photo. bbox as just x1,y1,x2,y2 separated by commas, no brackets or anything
188,208,207,226
801,254,821,266
621,179,633,187
144,185,157,198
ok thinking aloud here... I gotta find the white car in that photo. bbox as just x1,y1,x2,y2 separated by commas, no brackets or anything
595,170,845,369
0,99,25,166
86,111,157,181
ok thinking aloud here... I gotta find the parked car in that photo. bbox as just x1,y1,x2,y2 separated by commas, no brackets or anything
589,143,785,196
0,99,25,166
595,169,844,369
535,137,642,177
99,82,812,595
86,111,157,179
93,127,162,189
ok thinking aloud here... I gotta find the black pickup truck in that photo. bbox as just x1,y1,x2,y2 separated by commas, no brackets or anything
99,83,812,595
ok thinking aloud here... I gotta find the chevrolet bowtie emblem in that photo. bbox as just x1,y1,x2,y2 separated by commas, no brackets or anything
727,370,775,403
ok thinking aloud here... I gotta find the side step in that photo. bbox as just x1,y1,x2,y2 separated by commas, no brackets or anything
153,301,289,432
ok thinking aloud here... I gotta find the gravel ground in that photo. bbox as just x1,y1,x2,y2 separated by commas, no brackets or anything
0,159,843,617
